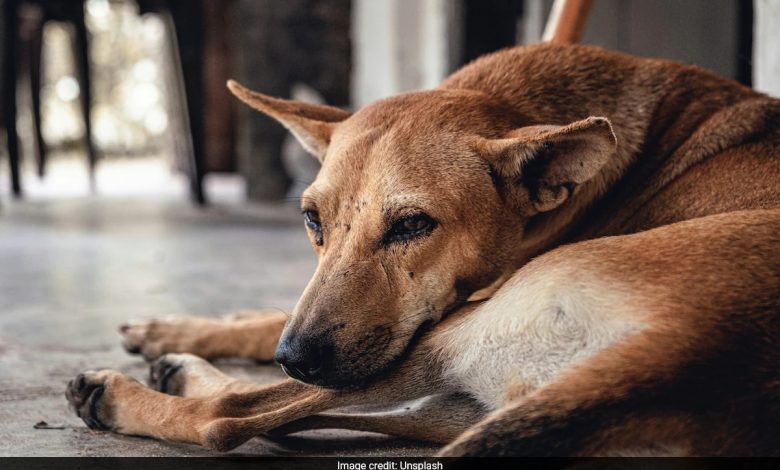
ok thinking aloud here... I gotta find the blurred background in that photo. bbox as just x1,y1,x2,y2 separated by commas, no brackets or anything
0,0,777,205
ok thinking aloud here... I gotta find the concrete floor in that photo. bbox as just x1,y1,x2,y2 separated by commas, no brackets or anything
0,197,436,457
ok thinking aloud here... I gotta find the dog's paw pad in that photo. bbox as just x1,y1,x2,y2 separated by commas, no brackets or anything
149,353,217,396
65,371,116,430
149,355,186,395
149,353,233,398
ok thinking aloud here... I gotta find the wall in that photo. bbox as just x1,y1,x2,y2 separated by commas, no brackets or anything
351,0,460,107
754,0,780,97
523,0,740,80
352,0,748,108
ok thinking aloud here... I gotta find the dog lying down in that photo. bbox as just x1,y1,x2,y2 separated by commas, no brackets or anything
67,43,780,456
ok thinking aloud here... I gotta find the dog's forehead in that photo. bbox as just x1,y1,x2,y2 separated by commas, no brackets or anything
335,88,509,139
318,128,462,198
305,90,505,212
325,95,490,174
309,152,435,212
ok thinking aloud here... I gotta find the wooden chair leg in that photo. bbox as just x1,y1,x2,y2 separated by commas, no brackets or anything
168,0,207,206
72,9,97,189
543,0,595,45
29,19,45,178
3,0,22,197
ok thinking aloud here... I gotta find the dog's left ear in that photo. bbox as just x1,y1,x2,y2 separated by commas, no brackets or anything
476,117,617,212
227,80,351,162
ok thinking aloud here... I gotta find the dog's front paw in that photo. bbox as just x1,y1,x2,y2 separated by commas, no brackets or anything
119,317,211,361
119,319,179,360
150,353,235,398
65,370,123,430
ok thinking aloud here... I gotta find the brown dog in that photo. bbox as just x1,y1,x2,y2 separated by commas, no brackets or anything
66,43,780,456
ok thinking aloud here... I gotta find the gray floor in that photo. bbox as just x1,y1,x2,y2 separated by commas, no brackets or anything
0,198,436,457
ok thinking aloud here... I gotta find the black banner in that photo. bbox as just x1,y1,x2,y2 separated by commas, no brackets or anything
1,458,779,470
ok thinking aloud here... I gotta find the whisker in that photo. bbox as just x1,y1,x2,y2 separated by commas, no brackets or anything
258,306,292,318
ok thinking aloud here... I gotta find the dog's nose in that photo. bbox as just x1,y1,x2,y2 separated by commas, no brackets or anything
275,333,331,383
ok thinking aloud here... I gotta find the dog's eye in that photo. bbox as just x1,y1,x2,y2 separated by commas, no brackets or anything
384,214,437,244
303,210,323,245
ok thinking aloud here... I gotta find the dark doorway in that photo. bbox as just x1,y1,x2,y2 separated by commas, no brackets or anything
460,0,524,66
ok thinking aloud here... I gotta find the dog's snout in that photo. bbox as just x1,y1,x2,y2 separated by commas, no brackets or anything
275,332,332,383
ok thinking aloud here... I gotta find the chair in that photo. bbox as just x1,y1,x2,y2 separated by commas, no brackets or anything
137,0,207,205
2,0,95,196
2,0,208,204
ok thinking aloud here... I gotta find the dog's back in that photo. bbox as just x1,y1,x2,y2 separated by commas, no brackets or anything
443,44,780,240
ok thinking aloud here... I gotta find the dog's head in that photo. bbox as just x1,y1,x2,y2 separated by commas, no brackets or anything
228,80,616,388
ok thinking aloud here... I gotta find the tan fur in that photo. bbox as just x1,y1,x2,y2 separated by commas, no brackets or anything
120,310,286,361
71,43,780,455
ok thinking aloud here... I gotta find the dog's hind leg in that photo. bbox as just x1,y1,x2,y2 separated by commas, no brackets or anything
268,393,487,444
120,310,286,361
437,319,780,456
437,323,710,456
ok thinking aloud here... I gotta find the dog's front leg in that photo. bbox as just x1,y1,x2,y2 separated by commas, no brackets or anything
269,393,486,444
120,310,287,361
67,316,457,450
65,370,328,450
202,327,460,450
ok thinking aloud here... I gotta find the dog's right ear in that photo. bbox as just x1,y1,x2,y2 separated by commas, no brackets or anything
227,80,351,162
474,117,617,213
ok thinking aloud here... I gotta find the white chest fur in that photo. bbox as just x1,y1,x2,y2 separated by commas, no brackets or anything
434,261,648,410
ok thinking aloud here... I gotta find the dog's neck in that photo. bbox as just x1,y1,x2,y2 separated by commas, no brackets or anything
444,43,760,259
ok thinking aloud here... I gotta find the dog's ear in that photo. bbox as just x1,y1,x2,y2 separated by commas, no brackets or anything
476,117,617,212
227,80,351,162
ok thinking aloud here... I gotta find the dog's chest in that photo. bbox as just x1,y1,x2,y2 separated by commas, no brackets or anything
435,276,646,410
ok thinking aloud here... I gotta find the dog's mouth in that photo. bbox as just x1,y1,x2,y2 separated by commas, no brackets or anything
366,299,467,379
363,317,435,386
280,363,322,383
305,317,436,390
